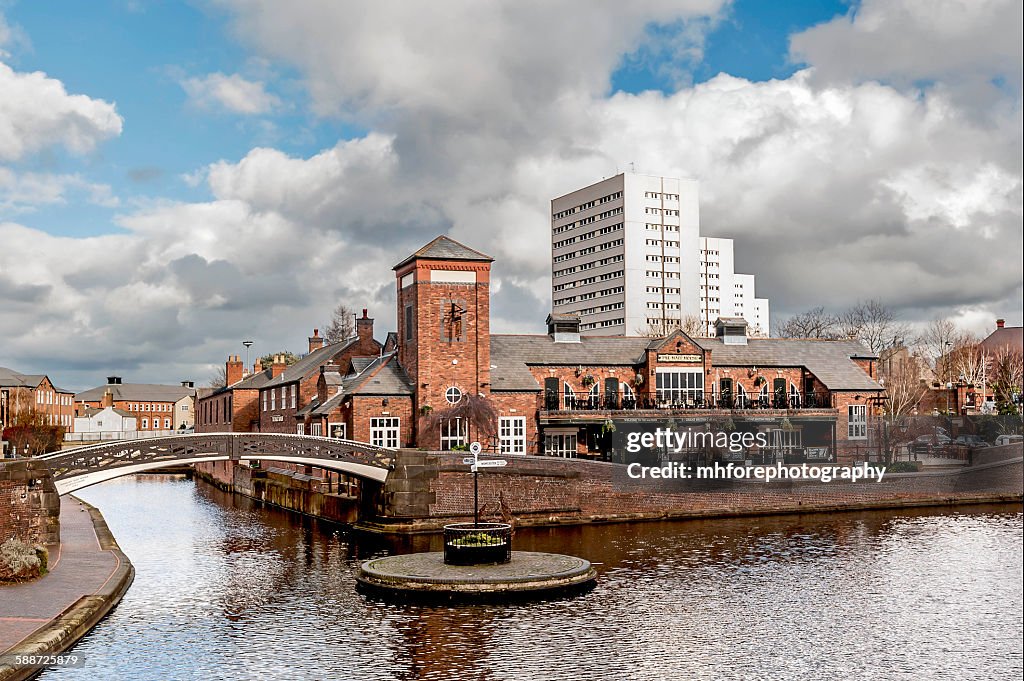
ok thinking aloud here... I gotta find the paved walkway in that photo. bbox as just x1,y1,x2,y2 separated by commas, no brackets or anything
0,498,119,653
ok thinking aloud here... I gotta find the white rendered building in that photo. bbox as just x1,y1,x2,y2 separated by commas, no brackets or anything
551,172,768,336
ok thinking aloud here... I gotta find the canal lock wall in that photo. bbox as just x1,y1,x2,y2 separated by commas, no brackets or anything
368,446,1024,533
192,461,360,525
192,448,1022,535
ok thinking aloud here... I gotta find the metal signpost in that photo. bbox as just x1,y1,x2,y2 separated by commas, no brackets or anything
463,441,507,526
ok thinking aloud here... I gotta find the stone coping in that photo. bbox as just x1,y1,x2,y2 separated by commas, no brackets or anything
0,498,134,681
356,551,597,599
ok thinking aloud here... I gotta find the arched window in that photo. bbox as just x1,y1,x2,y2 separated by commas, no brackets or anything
736,383,748,409
621,383,636,408
789,383,800,408
563,383,575,410
759,383,769,406
588,383,600,408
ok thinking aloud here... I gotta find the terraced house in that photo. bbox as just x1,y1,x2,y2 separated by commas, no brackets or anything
292,236,883,463
1,367,76,454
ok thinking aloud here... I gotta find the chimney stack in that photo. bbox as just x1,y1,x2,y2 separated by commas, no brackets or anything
101,388,114,409
106,376,122,385
996,318,1005,329
308,328,325,354
271,354,288,378
357,309,374,347
226,355,244,386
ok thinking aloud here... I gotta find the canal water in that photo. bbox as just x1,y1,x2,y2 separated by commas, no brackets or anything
43,476,1022,680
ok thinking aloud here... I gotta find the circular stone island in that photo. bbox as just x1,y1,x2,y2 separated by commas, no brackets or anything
356,551,597,603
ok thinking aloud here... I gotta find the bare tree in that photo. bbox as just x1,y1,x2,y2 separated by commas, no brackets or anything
775,307,840,339
207,365,227,389
989,345,1024,413
635,315,704,338
881,353,929,420
948,335,987,388
918,318,960,380
323,303,356,344
836,299,910,355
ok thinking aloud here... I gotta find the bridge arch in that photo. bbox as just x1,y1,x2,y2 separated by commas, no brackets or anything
34,432,397,495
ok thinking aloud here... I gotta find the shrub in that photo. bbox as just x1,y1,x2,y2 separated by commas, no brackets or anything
0,537,48,582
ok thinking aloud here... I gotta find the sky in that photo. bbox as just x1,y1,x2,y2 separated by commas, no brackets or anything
1,0,1021,391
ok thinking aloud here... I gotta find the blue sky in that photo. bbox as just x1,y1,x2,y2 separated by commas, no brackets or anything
1,0,1019,388
4,0,849,238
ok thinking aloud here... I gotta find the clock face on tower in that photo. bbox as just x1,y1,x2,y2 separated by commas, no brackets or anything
441,299,467,342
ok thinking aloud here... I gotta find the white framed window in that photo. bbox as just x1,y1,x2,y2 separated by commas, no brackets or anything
262,392,267,411
587,383,600,408
848,404,867,440
499,417,526,455
181,405,188,411
370,417,401,448
440,418,468,450
271,390,276,411
163,418,170,429
328,423,346,439
544,430,578,458
311,423,322,436
142,418,149,429
445,386,463,404
655,369,704,404
297,424,305,435
563,382,575,409
290,384,297,409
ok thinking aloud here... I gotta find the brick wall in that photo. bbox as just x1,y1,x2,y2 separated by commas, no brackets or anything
378,450,1022,530
0,459,60,545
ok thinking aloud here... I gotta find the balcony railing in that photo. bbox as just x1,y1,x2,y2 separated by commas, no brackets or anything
539,391,833,412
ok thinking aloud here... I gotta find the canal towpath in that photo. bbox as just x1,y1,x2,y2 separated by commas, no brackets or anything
0,497,133,680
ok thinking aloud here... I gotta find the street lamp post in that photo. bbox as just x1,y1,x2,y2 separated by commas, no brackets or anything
243,340,254,374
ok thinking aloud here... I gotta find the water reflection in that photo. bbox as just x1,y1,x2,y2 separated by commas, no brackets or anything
43,476,1022,681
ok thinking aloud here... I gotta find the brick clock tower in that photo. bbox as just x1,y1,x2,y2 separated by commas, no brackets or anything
393,236,493,448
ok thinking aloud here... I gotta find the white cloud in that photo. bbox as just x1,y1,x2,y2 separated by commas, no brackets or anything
0,62,123,161
789,0,1023,88
1,0,1021,387
180,72,282,115
0,168,118,212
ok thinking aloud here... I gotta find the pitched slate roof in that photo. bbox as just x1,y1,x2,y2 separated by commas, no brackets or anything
980,326,1023,354
262,337,360,388
489,335,652,391
309,354,415,416
694,337,881,391
393,235,493,270
0,367,45,389
349,355,415,396
487,334,880,392
75,382,196,402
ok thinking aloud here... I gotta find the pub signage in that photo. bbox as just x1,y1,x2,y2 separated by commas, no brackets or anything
657,353,702,363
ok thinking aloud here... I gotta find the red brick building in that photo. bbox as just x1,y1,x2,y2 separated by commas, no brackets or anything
295,236,884,463
1,368,75,454
74,377,196,435
195,324,383,435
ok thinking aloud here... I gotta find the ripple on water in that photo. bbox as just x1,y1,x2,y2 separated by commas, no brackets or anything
39,477,1024,681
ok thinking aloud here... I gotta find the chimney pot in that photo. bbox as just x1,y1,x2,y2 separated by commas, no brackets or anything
996,318,1005,329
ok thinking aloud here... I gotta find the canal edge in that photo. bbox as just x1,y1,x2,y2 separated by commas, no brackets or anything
0,497,134,681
